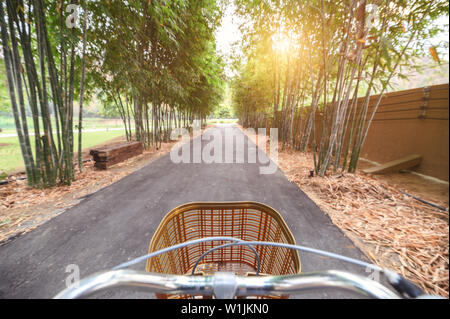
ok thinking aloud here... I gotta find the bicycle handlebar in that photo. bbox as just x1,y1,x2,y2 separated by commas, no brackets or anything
54,269,401,299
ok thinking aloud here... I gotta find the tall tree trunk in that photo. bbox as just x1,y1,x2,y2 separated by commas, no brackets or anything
78,0,88,172
0,2,35,185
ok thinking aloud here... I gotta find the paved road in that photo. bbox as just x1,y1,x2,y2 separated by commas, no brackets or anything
0,124,369,299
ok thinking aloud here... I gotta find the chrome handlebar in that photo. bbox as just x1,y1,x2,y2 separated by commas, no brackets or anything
54,269,401,299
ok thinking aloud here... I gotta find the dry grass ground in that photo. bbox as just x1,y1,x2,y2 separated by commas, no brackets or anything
243,126,449,297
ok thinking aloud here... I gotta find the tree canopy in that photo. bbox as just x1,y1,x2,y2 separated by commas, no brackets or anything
0,0,448,186
0,0,225,187
231,0,449,174
85,0,225,148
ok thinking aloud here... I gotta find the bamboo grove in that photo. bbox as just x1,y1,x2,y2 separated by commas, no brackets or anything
0,0,86,187
87,0,224,150
0,0,225,188
232,0,448,175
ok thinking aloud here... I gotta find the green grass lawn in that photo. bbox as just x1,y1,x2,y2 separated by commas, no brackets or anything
0,130,126,174
207,118,238,125
0,116,125,132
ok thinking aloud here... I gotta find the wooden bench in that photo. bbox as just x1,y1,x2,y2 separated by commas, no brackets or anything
90,142,143,170
362,154,422,175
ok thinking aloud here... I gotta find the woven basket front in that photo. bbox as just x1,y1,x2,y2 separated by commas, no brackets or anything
145,202,301,299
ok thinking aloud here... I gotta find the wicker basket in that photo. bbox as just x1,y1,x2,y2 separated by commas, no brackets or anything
145,202,301,298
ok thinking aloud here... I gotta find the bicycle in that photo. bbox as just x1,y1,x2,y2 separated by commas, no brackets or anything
54,202,440,299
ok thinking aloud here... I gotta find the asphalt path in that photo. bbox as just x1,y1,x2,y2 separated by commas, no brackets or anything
0,124,370,299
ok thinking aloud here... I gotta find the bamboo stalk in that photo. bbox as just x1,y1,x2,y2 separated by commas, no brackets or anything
78,0,88,172
0,2,35,186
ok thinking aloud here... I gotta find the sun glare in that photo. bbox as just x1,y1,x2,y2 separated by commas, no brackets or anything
272,33,291,53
